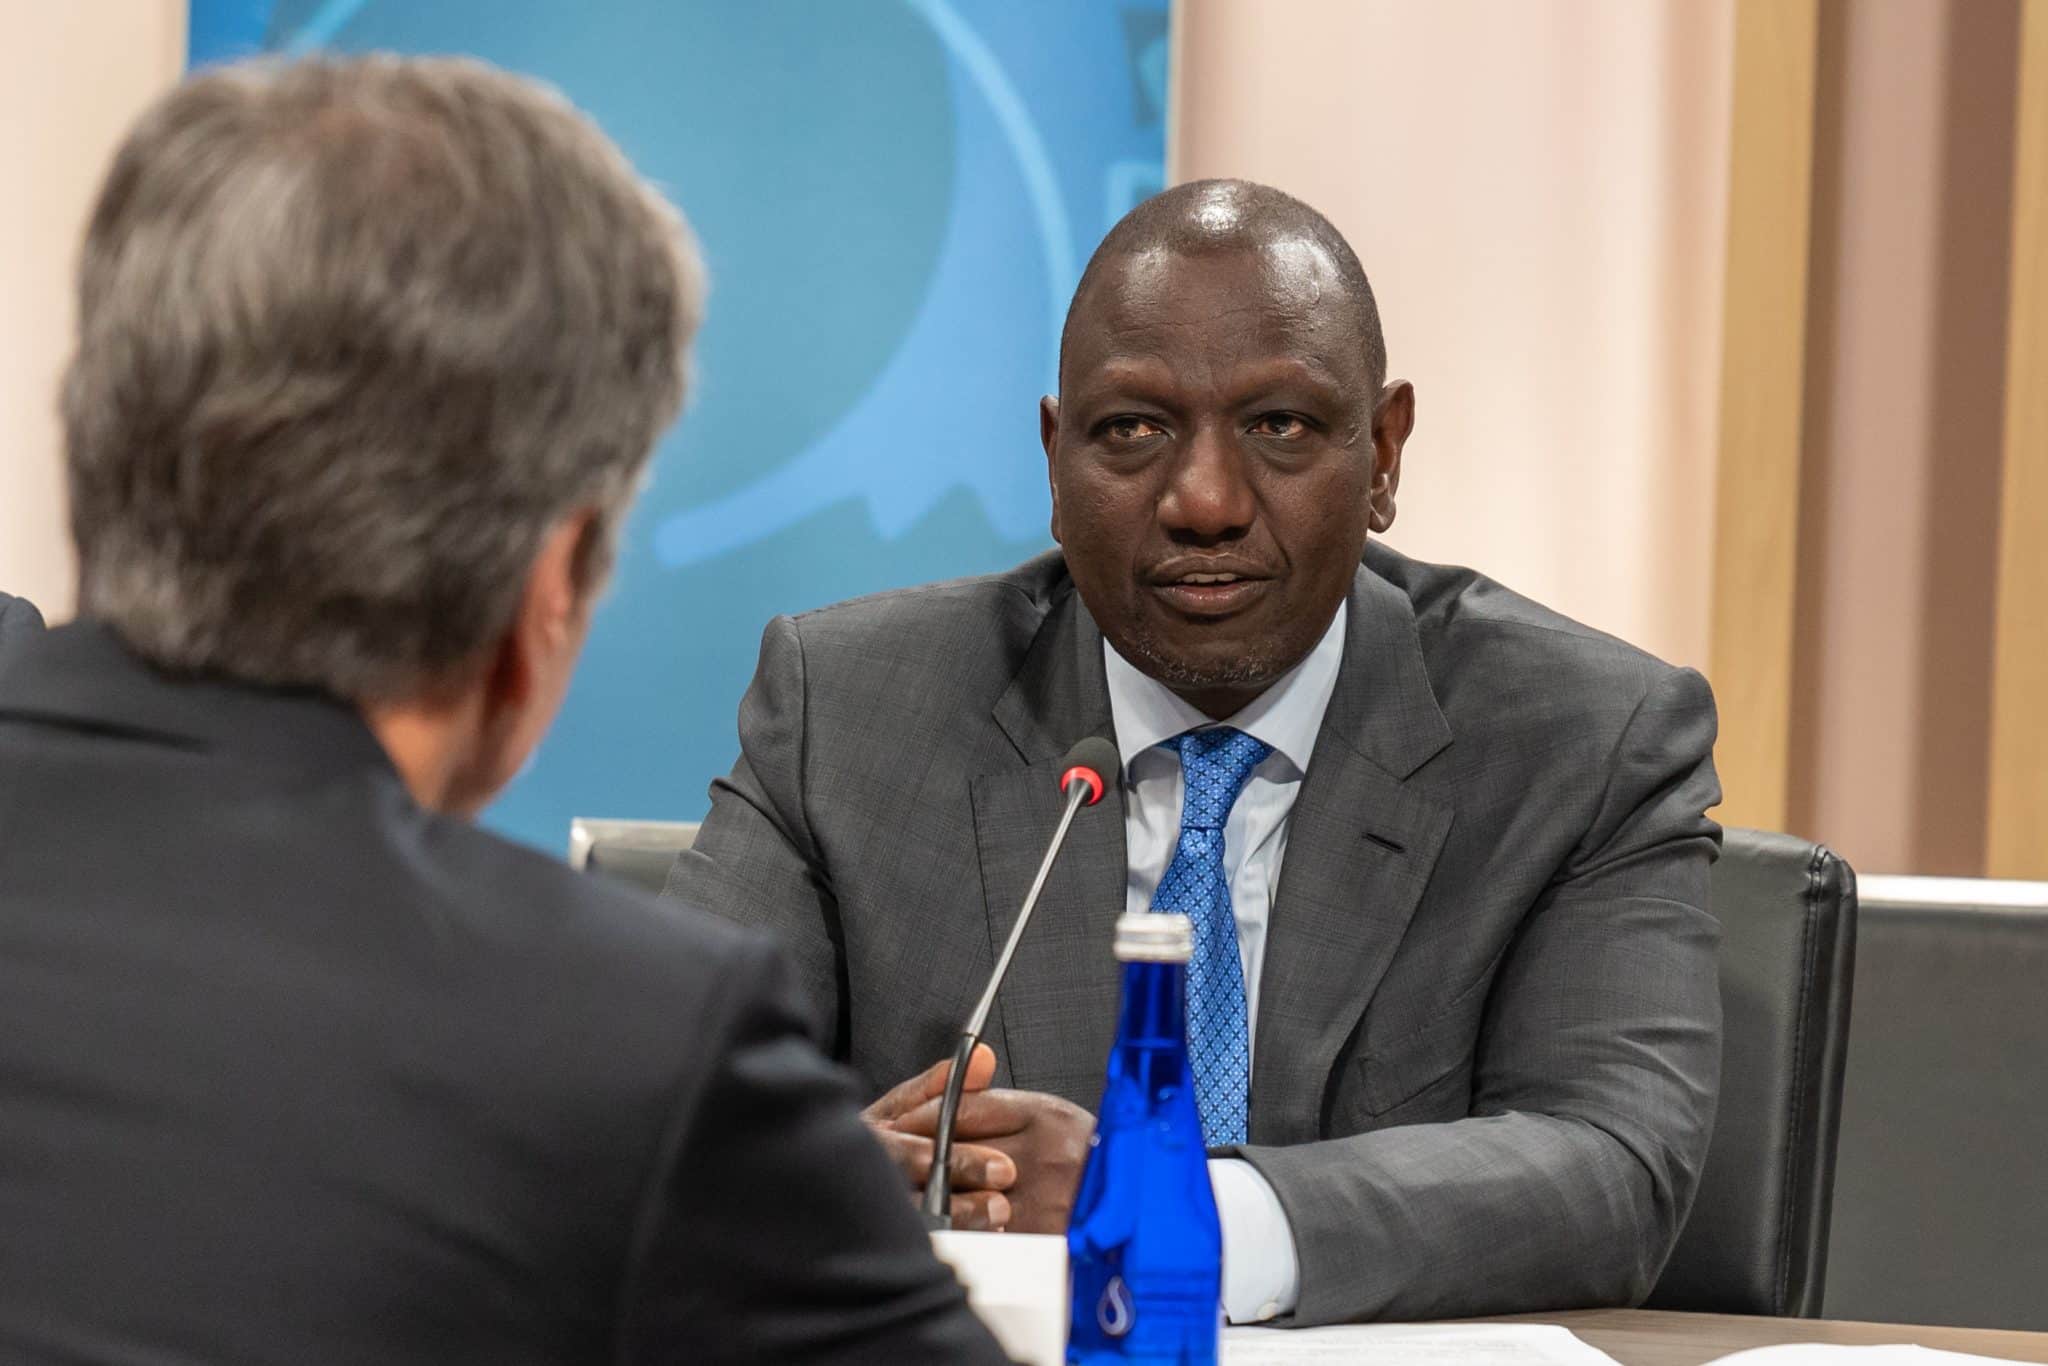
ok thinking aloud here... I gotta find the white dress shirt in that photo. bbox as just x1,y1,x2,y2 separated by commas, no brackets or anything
1101,600,1346,1324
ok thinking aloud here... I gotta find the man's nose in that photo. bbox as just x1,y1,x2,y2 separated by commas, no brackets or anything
1158,427,1255,540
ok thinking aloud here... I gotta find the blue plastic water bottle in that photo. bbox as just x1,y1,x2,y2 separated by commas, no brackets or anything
1067,912,1222,1364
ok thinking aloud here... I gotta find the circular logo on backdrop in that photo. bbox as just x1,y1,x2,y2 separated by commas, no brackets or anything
187,0,1169,852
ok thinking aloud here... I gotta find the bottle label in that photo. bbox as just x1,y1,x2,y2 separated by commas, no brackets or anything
1096,1275,1135,1338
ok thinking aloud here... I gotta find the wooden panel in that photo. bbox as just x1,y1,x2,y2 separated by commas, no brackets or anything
1989,0,2048,878
1709,0,1822,831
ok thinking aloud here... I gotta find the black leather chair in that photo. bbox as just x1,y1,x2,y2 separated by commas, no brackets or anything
567,817,699,896
1821,877,2048,1331
1646,828,1857,1316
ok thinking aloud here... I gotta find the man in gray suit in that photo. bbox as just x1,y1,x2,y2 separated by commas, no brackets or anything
0,591,44,665
665,179,1722,1327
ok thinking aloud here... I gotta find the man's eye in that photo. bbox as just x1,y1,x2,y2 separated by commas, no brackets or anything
1104,416,1164,441
1252,412,1307,438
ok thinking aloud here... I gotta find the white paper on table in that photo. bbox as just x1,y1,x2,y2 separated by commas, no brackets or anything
1222,1322,1625,1363
1705,1346,2031,1364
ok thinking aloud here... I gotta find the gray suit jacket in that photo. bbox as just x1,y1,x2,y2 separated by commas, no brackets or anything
666,543,1723,1325
0,592,44,670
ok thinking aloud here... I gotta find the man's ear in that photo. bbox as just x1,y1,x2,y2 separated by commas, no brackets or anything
1369,380,1415,534
1040,394,1064,543
485,511,598,713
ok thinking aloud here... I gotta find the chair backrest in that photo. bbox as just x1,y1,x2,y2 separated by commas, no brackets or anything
1820,875,2048,1331
1646,827,1857,1316
566,817,699,898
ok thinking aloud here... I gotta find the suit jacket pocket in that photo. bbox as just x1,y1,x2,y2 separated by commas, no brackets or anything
1351,1002,1483,1122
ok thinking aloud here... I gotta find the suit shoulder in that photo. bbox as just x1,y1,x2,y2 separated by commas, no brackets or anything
1364,541,1712,767
0,592,46,634
774,550,1067,686
1368,541,1694,697
789,551,1063,635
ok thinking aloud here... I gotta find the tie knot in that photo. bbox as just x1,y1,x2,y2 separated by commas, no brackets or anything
1168,727,1272,830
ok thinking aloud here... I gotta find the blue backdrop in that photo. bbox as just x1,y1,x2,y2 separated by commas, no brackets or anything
188,0,1170,852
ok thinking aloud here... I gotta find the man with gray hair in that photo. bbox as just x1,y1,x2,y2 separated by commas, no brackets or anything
0,56,1005,1364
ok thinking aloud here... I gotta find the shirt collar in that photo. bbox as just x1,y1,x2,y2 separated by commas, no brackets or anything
1101,599,1347,780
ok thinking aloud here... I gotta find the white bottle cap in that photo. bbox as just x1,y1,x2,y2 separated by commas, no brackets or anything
1113,912,1193,964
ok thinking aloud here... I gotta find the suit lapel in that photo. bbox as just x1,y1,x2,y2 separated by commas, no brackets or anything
1250,564,1455,1145
972,587,1127,1107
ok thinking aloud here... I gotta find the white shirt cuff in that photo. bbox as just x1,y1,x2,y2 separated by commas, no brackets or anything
1209,1156,1301,1323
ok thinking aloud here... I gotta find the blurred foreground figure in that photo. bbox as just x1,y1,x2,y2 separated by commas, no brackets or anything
0,56,1003,1365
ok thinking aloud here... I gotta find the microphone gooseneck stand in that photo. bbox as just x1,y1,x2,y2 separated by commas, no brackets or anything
920,737,1117,1229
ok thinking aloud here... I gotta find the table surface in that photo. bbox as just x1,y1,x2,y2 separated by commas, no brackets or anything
1482,1309,2048,1365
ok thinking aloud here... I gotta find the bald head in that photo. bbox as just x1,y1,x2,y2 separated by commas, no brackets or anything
1060,179,1386,394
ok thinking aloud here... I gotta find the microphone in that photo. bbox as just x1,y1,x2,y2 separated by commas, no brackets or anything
921,735,1121,1229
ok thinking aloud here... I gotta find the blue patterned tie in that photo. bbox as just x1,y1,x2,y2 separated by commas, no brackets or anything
1149,726,1272,1146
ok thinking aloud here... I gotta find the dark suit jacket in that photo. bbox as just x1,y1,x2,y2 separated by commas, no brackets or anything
0,624,1006,1365
0,591,44,671
665,543,1724,1326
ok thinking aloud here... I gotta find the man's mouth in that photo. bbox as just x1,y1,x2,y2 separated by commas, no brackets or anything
1148,567,1273,615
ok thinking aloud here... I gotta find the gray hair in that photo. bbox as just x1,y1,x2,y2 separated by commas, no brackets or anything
63,54,704,701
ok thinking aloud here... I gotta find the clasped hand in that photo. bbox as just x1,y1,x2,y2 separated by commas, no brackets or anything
862,1043,1094,1233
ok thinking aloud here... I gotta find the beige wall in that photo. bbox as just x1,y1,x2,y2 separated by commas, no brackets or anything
1171,0,1735,672
0,1,185,622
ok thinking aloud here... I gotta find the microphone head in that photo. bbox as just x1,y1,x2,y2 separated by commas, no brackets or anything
1058,736,1121,807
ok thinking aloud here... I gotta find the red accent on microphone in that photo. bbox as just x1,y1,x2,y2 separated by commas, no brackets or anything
1061,765,1106,806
